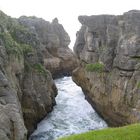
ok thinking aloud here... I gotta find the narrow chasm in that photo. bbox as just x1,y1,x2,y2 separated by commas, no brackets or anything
30,77,107,140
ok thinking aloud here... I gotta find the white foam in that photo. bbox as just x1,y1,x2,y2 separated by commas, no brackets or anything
30,76,107,140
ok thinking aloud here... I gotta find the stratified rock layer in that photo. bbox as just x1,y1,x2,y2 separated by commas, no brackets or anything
19,17,77,78
0,11,76,140
73,10,140,126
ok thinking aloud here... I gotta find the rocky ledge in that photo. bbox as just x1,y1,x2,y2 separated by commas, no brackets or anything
73,10,140,126
18,16,77,78
0,11,76,140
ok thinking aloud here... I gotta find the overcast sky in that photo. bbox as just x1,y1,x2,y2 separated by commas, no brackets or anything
0,0,140,49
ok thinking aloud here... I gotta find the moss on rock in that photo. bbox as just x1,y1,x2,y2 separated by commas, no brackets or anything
85,63,104,72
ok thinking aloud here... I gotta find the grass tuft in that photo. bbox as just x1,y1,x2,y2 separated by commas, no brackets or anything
0,32,22,57
85,63,104,73
137,81,140,89
33,63,48,77
58,123,140,140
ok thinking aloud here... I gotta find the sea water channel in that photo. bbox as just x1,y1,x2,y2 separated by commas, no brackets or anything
30,77,107,140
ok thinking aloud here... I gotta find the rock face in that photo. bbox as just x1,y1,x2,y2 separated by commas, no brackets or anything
0,10,76,140
18,16,77,78
73,10,140,126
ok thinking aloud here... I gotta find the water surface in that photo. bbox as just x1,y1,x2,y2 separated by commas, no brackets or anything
30,77,107,140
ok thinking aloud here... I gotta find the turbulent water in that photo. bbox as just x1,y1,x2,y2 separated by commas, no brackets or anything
30,77,107,140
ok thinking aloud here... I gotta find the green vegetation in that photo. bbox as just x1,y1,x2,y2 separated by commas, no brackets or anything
59,123,140,140
0,32,22,56
21,44,34,54
10,23,33,44
137,81,140,89
0,11,48,79
85,63,104,72
33,63,48,77
0,32,34,58
24,61,32,72
0,12,34,57
24,62,48,77
0,11,10,28
131,57,140,61
99,45,108,52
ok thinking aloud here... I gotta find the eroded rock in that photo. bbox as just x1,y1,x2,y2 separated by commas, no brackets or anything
0,11,62,140
19,16,77,78
73,10,140,126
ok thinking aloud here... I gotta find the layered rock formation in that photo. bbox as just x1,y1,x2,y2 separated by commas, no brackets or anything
18,16,77,78
0,11,76,140
73,10,140,126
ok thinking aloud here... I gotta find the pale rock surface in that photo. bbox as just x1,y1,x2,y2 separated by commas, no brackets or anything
73,10,140,126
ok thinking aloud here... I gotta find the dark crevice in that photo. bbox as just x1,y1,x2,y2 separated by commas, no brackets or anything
113,66,135,72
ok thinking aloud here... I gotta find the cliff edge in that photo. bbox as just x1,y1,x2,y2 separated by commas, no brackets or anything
73,10,140,126
0,11,76,140
19,16,77,78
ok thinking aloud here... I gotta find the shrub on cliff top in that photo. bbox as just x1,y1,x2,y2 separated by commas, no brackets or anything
85,63,104,72
0,32,22,56
0,32,34,58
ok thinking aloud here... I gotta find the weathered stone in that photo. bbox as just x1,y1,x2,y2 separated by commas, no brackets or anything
19,17,77,78
73,10,140,126
0,69,27,140
22,68,57,135
0,11,63,140
0,9,78,140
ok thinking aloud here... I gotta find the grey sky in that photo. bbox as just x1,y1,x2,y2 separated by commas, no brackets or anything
0,0,139,48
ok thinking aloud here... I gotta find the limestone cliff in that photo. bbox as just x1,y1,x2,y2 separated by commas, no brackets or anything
73,10,140,126
18,16,77,78
0,10,76,140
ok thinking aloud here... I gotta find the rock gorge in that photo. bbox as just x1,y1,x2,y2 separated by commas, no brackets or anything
73,10,140,126
0,9,140,140
18,17,77,78
0,11,77,140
